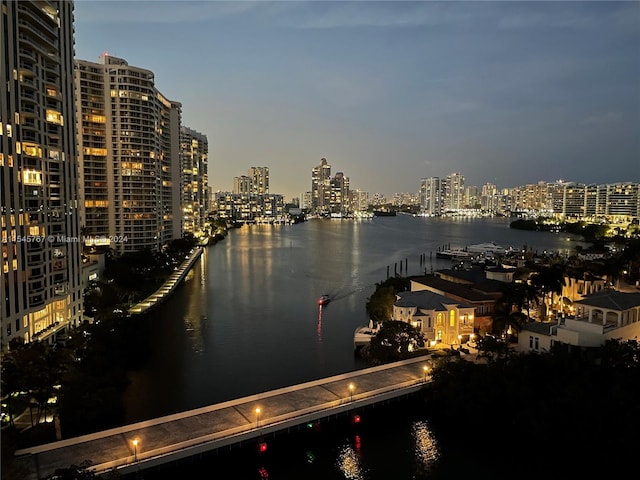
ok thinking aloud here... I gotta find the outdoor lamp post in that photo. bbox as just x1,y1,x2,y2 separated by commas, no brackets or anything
423,365,429,383
132,438,139,462
349,383,355,402
255,407,261,428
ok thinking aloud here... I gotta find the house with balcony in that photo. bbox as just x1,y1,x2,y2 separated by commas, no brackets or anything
393,290,475,347
410,273,503,333
516,290,640,352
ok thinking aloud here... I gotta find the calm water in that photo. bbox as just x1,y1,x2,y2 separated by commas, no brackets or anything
122,216,586,478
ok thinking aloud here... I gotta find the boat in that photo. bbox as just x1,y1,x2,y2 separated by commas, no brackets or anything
435,248,473,260
318,294,331,305
466,242,511,256
353,320,380,351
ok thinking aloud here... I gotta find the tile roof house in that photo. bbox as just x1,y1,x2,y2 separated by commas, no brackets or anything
516,290,640,351
393,290,475,346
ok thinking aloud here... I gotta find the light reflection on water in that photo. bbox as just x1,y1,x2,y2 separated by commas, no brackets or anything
336,435,367,480
412,420,440,474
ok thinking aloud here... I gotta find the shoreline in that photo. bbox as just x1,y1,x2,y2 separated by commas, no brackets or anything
127,247,204,315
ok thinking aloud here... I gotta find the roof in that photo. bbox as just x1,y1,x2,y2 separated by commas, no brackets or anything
575,290,640,311
395,290,474,310
521,321,558,336
433,269,506,294
410,276,497,303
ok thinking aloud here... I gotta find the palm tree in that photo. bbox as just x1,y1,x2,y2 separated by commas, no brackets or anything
530,263,566,319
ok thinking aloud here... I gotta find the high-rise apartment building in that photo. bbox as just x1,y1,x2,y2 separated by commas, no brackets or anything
1,0,83,347
248,166,269,195
444,172,465,211
75,54,182,254
420,177,443,216
233,175,251,195
311,158,332,214
180,126,208,234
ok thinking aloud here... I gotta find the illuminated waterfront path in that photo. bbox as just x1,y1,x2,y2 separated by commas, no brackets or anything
127,247,203,315
14,356,436,478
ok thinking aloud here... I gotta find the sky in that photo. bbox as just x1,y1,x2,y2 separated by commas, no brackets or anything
73,0,640,201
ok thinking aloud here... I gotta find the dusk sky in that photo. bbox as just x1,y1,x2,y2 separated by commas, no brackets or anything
74,1,640,201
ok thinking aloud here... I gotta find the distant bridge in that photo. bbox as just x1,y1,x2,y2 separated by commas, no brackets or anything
14,357,433,479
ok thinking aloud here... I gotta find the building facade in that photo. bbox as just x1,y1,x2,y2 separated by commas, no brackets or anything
420,177,442,216
180,126,208,234
1,0,83,347
248,166,269,195
75,54,182,254
311,158,332,215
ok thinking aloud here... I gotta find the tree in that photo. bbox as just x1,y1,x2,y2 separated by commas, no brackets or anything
365,276,410,323
530,263,566,319
366,320,425,363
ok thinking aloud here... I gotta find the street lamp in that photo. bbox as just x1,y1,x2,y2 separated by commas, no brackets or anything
132,438,139,462
349,383,355,402
255,407,261,428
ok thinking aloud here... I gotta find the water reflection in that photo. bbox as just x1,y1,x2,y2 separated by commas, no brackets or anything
412,420,440,474
336,436,367,480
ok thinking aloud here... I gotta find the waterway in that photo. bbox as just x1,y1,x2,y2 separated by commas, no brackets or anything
122,215,587,478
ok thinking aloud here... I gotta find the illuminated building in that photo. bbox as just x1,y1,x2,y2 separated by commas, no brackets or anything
1,0,83,347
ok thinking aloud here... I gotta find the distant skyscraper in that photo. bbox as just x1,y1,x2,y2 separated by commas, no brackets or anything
75,54,182,253
248,167,269,195
445,172,465,211
1,0,83,347
180,127,208,233
311,158,332,214
330,171,350,214
420,177,443,216
233,175,251,195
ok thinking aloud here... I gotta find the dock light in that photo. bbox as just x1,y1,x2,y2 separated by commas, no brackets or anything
353,414,361,424
349,383,355,402
423,365,429,383
132,438,139,462
259,441,268,452
255,407,261,428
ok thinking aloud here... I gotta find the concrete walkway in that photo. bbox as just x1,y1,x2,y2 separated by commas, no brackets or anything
13,356,434,479
128,247,203,315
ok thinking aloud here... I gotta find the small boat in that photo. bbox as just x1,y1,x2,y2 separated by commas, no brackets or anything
318,294,331,305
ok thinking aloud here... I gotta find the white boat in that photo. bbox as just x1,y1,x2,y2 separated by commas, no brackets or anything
466,242,510,256
353,321,380,350
435,248,473,260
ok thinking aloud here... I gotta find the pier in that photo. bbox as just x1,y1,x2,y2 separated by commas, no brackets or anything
13,357,433,478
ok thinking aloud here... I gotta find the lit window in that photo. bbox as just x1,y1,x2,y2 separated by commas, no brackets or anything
449,310,455,327
23,169,43,185
46,110,64,125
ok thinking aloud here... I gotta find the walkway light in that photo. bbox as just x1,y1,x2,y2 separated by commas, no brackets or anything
423,365,429,383
255,407,261,428
132,438,139,462
349,383,355,402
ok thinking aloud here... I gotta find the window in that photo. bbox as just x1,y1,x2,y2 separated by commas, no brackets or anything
529,336,533,348
534,337,539,350
449,310,455,327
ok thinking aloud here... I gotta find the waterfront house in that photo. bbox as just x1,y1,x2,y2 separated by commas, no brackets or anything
516,290,640,352
393,290,475,347
410,272,504,333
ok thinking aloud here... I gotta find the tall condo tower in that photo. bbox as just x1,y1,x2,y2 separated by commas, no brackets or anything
311,158,332,214
1,0,83,347
75,54,182,254
248,166,269,195
180,127,208,233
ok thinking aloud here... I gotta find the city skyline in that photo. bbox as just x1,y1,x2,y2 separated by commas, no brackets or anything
74,1,640,201
75,0,640,198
